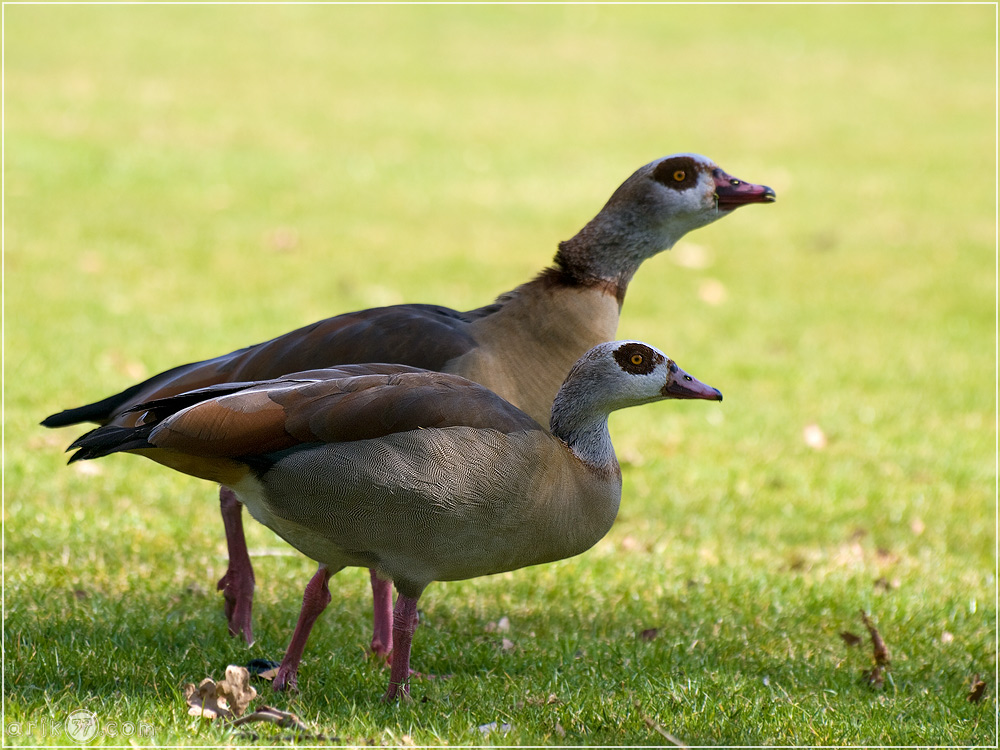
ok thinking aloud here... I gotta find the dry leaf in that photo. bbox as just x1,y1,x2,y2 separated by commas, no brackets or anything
859,610,890,666
217,665,257,717
803,423,827,450
184,678,231,720
73,462,103,477
840,631,863,647
264,227,300,253
246,659,280,681
671,242,711,269
500,637,515,652
496,615,511,632
643,717,688,748
639,628,659,642
875,547,899,564
485,615,510,633
554,722,566,738
620,535,643,552
231,705,312,734
698,279,727,306
968,674,987,703
183,666,257,720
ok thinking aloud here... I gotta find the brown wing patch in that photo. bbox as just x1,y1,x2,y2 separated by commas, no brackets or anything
274,372,542,445
145,371,541,464
149,391,297,457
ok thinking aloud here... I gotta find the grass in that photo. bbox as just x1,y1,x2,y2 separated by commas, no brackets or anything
4,4,995,746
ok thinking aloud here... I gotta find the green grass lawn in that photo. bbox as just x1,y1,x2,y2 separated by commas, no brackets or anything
4,4,995,746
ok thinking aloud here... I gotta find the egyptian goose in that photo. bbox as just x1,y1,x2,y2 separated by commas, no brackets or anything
66,341,723,699
43,153,774,648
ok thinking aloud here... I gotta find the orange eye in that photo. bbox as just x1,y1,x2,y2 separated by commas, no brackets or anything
630,354,644,366
673,170,686,182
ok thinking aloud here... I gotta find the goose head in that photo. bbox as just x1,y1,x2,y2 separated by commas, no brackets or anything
636,153,776,237
550,340,722,468
555,153,775,288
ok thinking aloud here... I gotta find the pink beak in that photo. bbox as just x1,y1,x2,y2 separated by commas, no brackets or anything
713,168,776,210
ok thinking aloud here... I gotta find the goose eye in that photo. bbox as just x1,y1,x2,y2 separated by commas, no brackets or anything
630,354,644,366
673,170,686,182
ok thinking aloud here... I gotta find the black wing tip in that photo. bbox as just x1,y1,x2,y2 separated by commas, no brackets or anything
64,425,155,464
41,411,81,429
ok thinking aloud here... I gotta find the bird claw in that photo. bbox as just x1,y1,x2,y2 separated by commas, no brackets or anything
217,568,255,645
271,666,299,693
381,680,412,703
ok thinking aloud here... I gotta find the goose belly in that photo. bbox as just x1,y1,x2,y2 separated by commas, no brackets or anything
234,427,619,590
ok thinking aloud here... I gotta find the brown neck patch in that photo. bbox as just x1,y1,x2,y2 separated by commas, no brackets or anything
537,256,626,307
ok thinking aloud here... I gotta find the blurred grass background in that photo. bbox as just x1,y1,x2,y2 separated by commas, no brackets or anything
4,4,995,745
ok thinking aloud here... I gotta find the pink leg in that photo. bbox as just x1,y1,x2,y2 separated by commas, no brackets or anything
216,487,255,644
273,566,333,692
382,592,420,702
370,570,394,661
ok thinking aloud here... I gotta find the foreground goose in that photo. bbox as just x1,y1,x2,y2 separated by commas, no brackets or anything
67,341,722,699
43,153,773,647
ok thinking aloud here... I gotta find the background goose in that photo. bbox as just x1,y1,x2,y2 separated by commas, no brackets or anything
67,341,723,699
43,153,773,649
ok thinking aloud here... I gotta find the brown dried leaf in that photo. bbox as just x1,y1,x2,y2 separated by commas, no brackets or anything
620,535,643,552
643,716,689,748
264,227,300,253
840,631,863,647
859,610,890,666
485,616,511,633
231,705,311,734
849,527,869,543
639,628,659,642
184,678,232,720
671,242,711,269
698,279,727,306
246,658,280,678
875,547,899,564
183,666,258,721
968,674,987,703
217,665,257,717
